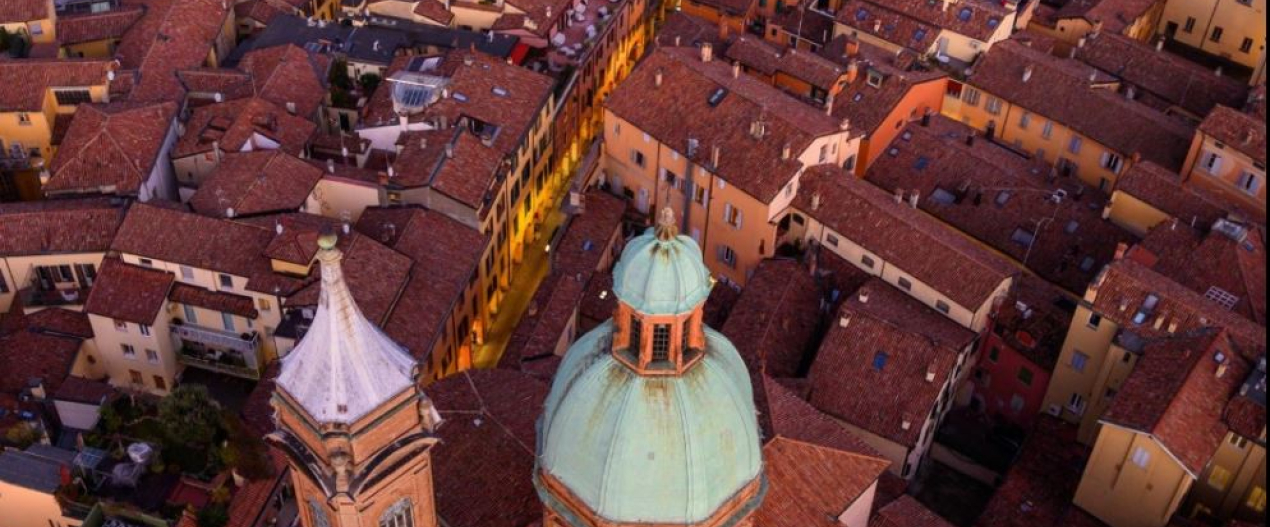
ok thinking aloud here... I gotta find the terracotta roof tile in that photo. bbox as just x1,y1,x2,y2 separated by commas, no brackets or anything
1224,361,1265,441
966,39,1196,171
391,128,505,209
795,164,1017,308
836,0,1009,48
865,117,1137,294
174,97,316,158
975,416,1092,527
115,0,232,102
874,495,957,527
355,206,485,359
0,59,114,112
655,11,726,48
169,283,259,318
0,0,50,22
425,370,548,527
111,203,309,296
770,2,836,44
16,308,94,339
238,44,331,117
758,437,890,527
1197,105,1266,166
0,197,126,255
1134,222,1266,325
606,47,844,202
45,102,178,196
990,276,1076,370
56,6,146,45
822,36,946,136
688,0,755,15
754,374,883,457
1053,0,1159,34
52,376,115,405
176,68,257,102
1112,161,1246,229
190,151,324,218
84,258,174,325
721,258,823,378
412,0,455,24
725,35,846,91
0,330,79,396
1103,328,1248,474
1089,259,1266,360
1073,32,1249,117
809,280,976,446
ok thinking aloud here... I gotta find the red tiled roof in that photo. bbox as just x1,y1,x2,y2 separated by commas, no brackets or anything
355,206,485,358
111,203,309,297
975,416,1092,527
225,449,288,527
655,11,726,48
173,97,316,158
991,276,1076,371
1089,259,1267,360
605,47,844,202
238,44,331,118
725,35,846,91
84,258,174,325
1134,223,1266,325
169,283,259,318
412,0,455,24
56,6,146,45
52,376,115,405
391,128,504,209
0,0,50,22
757,437,890,527
721,258,822,378
189,151,324,219
837,0,1009,49
770,2,836,43
260,213,412,324
115,0,232,102
754,374,883,457
176,68,256,102
822,36,947,136
794,164,1017,309
0,197,126,256
1053,0,1159,34
362,51,554,163
1103,328,1248,474
865,116,1137,294
425,369,548,527
0,330,80,396
503,0,571,37
552,190,626,278
17,308,94,339
0,59,114,112
873,495,957,527
809,280,976,446
45,102,178,196
966,39,1196,171
1073,32,1249,118
1197,105,1266,166
686,0,755,16
1112,161,1246,229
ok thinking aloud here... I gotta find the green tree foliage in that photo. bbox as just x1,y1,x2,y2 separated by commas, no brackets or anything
157,384,221,447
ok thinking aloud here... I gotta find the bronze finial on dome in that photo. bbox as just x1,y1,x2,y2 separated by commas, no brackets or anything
655,207,678,241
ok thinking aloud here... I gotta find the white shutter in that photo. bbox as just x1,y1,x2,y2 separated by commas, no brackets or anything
1099,152,1111,169
1211,155,1224,175
736,209,744,229
723,203,732,222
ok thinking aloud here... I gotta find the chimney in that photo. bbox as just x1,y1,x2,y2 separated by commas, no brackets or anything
781,143,792,160
859,289,870,303
711,145,721,168
845,39,860,57
925,362,937,382
1156,39,1165,52
873,20,882,33
812,192,822,211
674,36,682,46
1022,64,1034,83
942,0,951,12
1089,69,1098,82
908,190,920,208
719,18,730,41
1215,66,1224,77
894,188,904,204
901,420,912,431
824,92,834,115
1125,85,1136,100
1244,130,1255,146
1114,242,1129,260
701,43,714,63
965,133,975,147
226,207,236,218
212,141,223,163
326,159,336,173
655,68,664,88
838,314,851,327
846,60,860,83
444,143,455,158
732,61,741,79
1216,361,1229,379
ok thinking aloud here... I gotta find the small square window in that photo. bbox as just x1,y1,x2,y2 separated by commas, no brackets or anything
219,274,234,289
114,319,128,332
861,255,876,269
872,351,888,371
1131,447,1151,468
935,300,951,314
897,277,912,291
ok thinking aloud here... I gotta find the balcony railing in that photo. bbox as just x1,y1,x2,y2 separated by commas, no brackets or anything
18,286,90,308
0,153,44,171
170,323,261,379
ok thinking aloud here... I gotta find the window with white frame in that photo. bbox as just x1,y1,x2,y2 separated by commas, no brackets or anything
1236,171,1261,195
1200,150,1223,175
1100,151,1125,174
1068,136,1083,154
139,324,151,336
722,203,742,228
121,344,137,359
379,498,414,527
1131,446,1151,468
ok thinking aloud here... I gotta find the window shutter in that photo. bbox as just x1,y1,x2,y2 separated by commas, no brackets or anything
1211,156,1223,175
1099,152,1110,168
723,203,732,222
736,210,744,229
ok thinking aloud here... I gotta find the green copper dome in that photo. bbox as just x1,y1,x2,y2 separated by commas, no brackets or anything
535,321,764,525
611,226,713,315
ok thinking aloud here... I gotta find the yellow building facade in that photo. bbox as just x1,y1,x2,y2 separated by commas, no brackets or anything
1158,0,1266,83
1076,424,1195,527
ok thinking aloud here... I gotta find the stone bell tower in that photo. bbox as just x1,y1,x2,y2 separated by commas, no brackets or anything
269,229,442,527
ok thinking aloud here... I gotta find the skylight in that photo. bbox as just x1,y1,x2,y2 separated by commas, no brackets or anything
856,8,869,21
995,190,1011,207
931,188,956,205
873,351,888,371
708,87,728,107
1010,228,1035,247
958,8,972,22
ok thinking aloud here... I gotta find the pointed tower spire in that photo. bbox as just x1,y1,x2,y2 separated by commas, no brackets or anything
276,228,418,425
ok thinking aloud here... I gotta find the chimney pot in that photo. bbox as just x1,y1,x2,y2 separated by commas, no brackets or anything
654,68,664,87
732,62,741,78
781,143,792,160
1022,65,1034,83
711,145,722,168
909,190,920,208
894,188,904,204
326,159,335,173
701,43,714,63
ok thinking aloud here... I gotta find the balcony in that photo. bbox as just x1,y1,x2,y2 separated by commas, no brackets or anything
171,323,261,379
18,285,90,309
0,152,44,171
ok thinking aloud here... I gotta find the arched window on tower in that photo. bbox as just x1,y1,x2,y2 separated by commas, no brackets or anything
380,498,414,527
308,499,331,527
